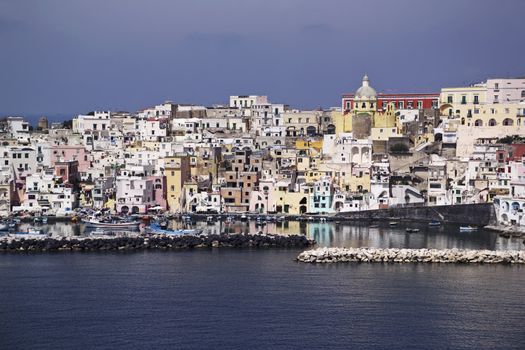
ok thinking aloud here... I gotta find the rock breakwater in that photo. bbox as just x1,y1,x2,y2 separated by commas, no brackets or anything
0,233,314,253
297,247,525,264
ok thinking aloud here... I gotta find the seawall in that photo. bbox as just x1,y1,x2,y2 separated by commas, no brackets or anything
297,247,525,264
335,203,496,226
0,233,314,253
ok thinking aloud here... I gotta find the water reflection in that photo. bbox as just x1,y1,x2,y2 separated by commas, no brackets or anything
15,220,524,251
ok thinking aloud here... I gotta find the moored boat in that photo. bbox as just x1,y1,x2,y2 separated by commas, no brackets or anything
83,218,140,229
428,220,441,227
146,223,201,236
406,228,420,233
460,226,477,232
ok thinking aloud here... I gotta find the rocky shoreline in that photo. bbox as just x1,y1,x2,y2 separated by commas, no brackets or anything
297,247,525,264
0,233,314,253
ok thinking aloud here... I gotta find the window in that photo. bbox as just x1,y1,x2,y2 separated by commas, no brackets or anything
474,95,479,104
461,95,467,104
398,101,404,109
417,100,423,109
447,95,453,103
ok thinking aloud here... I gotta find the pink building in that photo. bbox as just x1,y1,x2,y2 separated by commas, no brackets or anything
51,145,91,172
147,175,167,211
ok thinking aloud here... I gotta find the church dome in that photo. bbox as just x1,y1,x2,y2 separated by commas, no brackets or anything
355,74,377,99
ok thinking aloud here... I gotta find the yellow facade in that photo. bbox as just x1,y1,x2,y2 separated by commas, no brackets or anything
163,155,190,213
273,187,310,215
348,168,371,192
333,110,352,134
295,139,323,154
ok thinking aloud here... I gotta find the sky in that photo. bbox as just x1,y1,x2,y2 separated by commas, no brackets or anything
1,0,524,119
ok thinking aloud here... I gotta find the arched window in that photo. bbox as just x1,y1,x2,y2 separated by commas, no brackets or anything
474,119,483,126
489,119,497,126
503,118,514,126
362,103,366,108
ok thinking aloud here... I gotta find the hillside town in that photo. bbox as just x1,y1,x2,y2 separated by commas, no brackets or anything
1,75,525,228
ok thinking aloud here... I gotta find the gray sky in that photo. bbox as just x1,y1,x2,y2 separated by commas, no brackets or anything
1,0,524,117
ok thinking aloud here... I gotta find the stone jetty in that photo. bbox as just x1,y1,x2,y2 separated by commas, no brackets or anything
297,247,525,264
0,233,314,253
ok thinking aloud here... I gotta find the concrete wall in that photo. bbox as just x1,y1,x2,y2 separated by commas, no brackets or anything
335,203,496,226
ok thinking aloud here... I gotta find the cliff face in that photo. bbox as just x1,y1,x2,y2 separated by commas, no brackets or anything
335,203,496,226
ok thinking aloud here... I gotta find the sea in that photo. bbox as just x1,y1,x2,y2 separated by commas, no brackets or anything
1,220,524,350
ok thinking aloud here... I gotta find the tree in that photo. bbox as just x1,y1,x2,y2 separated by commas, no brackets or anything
62,119,73,129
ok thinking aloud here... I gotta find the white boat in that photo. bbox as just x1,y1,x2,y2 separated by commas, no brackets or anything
147,223,201,236
0,223,8,231
460,226,477,232
11,229,48,239
83,218,140,229
389,221,398,226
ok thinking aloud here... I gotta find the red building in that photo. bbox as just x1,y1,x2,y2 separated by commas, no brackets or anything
342,93,439,112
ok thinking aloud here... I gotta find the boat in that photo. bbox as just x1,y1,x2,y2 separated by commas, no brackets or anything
42,217,48,224
82,217,140,229
90,228,112,236
240,214,248,221
428,221,441,227
460,226,478,232
406,228,420,233
389,221,398,226
369,224,379,228
11,229,48,239
147,223,201,236
0,222,8,231
206,216,215,225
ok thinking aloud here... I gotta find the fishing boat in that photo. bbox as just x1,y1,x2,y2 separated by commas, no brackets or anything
146,223,201,236
460,226,478,232
428,221,441,227
82,217,140,229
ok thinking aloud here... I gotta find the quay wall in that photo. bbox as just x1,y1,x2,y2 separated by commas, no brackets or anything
297,247,525,264
335,203,496,225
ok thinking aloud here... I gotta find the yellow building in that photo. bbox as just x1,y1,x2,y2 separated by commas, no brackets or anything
333,110,352,134
295,139,323,155
273,185,311,215
163,154,191,213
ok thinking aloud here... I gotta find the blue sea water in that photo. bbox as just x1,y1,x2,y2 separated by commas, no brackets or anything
1,247,524,350
1,222,525,349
